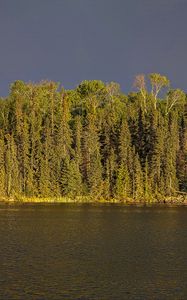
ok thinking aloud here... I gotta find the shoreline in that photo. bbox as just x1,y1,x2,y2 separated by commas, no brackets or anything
0,196,186,206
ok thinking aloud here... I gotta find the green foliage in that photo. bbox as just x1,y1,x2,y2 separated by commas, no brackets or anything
0,77,186,201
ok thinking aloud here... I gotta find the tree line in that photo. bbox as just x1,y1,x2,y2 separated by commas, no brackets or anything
0,73,186,202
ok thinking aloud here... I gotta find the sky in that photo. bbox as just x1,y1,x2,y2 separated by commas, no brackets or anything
0,0,187,96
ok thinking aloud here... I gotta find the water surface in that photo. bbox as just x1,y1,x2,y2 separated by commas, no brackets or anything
0,204,187,299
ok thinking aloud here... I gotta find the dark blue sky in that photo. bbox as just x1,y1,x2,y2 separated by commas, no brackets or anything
0,0,187,96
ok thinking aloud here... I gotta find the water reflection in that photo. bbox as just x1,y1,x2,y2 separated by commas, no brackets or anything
0,205,186,299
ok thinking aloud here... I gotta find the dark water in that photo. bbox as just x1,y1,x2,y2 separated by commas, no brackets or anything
0,204,187,300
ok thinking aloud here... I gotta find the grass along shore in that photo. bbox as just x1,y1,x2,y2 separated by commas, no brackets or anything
0,194,187,205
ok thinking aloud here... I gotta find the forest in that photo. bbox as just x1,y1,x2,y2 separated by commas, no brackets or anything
0,73,186,203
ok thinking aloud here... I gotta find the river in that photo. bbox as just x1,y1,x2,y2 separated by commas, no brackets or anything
0,204,186,299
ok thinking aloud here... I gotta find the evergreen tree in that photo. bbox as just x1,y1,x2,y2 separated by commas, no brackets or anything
0,76,185,202
0,132,6,196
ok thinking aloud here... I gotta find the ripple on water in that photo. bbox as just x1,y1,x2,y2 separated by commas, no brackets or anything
0,205,186,300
